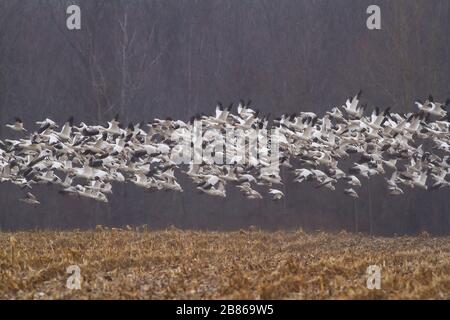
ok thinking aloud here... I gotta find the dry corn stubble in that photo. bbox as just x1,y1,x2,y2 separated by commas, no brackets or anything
0,229,449,299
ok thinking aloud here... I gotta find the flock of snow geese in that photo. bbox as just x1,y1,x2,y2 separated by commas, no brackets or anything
0,92,449,205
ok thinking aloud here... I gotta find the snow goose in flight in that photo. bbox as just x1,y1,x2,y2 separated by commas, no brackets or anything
57,173,75,188
259,169,282,185
430,170,450,190
415,95,447,118
293,168,314,183
57,116,74,141
268,188,284,200
411,170,428,190
344,188,359,198
104,114,122,135
235,110,260,130
382,158,397,170
315,177,337,191
239,173,258,184
326,107,345,121
236,99,255,119
343,175,362,187
349,163,377,178
0,164,12,182
132,172,153,189
78,187,109,203
341,90,364,118
388,185,404,195
85,178,113,194
385,171,399,188
196,180,226,197
36,170,62,185
36,118,59,135
237,182,262,199
214,102,233,123
19,192,40,205
220,166,239,182
362,107,390,131
6,118,27,132
36,118,58,128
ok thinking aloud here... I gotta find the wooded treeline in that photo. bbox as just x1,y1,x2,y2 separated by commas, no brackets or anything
0,0,449,234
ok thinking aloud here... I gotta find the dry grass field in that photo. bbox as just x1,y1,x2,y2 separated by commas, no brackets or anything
0,227,449,299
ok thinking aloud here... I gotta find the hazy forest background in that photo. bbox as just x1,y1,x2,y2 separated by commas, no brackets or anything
0,0,449,234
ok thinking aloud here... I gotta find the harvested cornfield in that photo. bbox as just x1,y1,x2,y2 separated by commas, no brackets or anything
0,228,449,299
